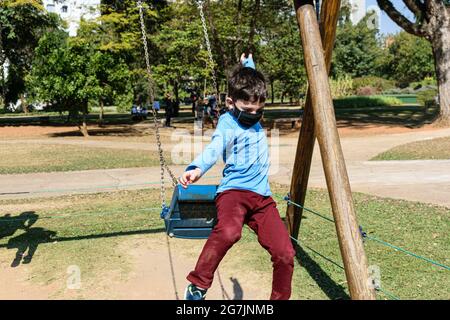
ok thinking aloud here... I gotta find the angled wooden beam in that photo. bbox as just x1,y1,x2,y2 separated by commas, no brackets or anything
292,0,376,300
286,0,341,239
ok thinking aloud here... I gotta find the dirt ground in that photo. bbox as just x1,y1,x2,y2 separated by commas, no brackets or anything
0,120,444,140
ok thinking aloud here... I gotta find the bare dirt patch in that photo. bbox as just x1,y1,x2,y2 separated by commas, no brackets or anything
0,125,80,139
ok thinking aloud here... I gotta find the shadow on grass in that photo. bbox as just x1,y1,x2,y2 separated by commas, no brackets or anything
0,211,56,267
258,105,439,134
48,126,145,138
335,105,439,129
0,211,166,267
293,242,350,300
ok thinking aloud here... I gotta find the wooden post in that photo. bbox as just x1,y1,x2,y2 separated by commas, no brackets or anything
293,0,376,300
286,0,341,239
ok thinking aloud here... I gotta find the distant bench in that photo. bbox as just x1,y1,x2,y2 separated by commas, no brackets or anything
38,116,50,124
0,115,50,125
265,117,302,129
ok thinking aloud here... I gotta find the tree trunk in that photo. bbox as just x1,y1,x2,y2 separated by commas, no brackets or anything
20,94,28,113
432,15,450,126
271,80,274,104
79,101,89,137
235,0,244,60
0,25,5,111
376,0,450,125
99,100,104,126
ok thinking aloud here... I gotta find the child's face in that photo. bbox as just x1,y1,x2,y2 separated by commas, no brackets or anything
227,98,265,114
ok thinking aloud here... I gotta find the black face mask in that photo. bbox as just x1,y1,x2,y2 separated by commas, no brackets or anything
231,104,264,127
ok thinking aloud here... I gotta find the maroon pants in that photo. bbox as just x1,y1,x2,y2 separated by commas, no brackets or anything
187,189,296,300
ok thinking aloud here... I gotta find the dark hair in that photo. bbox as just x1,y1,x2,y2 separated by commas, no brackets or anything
228,66,267,103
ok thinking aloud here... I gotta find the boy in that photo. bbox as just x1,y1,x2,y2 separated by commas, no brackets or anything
179,54,295,300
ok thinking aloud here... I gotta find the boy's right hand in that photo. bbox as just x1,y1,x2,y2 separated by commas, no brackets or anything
179,168,202,188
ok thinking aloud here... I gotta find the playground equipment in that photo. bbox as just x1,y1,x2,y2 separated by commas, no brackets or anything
284,0,376,300
137,1,218,241
137,0,376,299
163,185,217,239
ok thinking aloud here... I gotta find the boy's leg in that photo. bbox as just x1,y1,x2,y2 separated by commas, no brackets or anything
247,196,296,300
186,190,249,290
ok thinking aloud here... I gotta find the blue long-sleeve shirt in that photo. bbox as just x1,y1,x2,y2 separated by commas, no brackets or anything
186,111,271,196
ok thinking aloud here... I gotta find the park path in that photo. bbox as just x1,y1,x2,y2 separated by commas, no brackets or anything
1,127,450,207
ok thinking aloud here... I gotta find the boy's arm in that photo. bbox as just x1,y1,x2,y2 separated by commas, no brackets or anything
180,120,228,187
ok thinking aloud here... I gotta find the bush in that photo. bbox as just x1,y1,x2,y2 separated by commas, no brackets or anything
333,95,403,108
353,76,396,94
330,75,353,98
115,92,134,113
410,76,437,90
356,86,377,96
382,87,415,95
416,89,438,107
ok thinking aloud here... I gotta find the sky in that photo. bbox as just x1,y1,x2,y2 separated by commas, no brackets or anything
366,0,416,35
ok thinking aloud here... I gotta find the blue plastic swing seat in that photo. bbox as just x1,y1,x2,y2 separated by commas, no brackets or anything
163,185,218,239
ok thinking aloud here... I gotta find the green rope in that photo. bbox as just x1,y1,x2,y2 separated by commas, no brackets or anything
375,287,400,300
289,235,400,300
291,235,345,270
365,234,450,271
0,207,161,224
286,199,334,223
3,175,221,196
34,181,162,194
283,196,450,272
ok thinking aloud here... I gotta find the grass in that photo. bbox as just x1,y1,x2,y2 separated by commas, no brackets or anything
372,137,450,160
0,185,448,299
0,190,163,298
333,95,403,109
0,143,168,174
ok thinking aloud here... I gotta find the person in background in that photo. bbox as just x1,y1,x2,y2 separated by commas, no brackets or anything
190,90,198,116
153,100,160,115
163,93,174,128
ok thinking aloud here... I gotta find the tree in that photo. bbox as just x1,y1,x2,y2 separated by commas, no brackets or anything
259,4,306,103
75,20,133,122
377,0,450,125
97,0,168,104
150,2,210,102
332,15,384,78
27,30,102,136
0,0,59,111
384,31,434,85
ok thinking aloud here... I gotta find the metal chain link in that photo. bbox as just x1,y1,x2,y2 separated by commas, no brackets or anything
137,1,178,209
197,0,218,97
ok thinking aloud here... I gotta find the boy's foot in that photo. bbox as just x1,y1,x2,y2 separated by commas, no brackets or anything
184,284,207,300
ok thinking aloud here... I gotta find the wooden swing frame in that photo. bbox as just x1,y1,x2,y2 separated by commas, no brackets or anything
287,0,376,300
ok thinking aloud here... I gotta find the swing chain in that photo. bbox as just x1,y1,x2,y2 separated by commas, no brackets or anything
197,0,218,97
137,1,178,210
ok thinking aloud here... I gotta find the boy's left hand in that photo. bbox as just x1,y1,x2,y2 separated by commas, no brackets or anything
240,53,255,70
179,168,202,189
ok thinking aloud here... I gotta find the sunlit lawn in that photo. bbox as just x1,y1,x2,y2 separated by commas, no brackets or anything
0,143,168,174
372,137,450,160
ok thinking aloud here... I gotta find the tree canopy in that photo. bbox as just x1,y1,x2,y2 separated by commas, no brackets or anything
2,0,446,119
